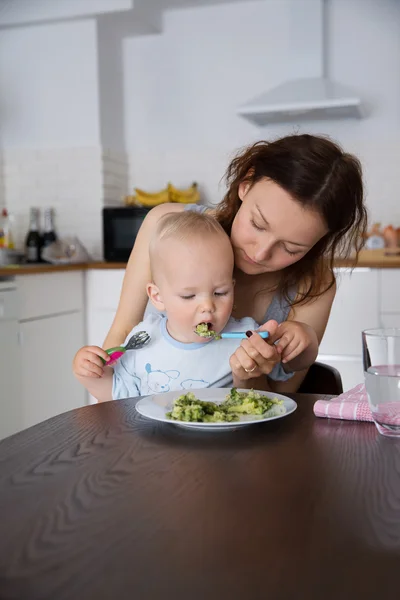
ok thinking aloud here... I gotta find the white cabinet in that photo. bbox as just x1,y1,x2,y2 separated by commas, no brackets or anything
318,268,381,391
20,312,85,429
380,270,400,330
85,269,125,404
86,269,125,346
0,285,22,440
318,268,400,391
380,270,400,313
87,308,117,347
319,269,380,356
380,314,400,328
17,272,83,320
16,271,86,430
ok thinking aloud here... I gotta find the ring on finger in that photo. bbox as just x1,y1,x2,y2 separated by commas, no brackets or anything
244,365,257,373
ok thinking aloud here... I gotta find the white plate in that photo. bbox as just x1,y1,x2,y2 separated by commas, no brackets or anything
135,388,297,431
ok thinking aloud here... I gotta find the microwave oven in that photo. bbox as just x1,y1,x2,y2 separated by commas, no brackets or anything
102,205,152,261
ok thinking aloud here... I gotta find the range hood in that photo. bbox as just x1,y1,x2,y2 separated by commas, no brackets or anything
237,0,365,125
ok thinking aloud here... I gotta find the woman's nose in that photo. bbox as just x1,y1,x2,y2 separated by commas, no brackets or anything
254,239,274,262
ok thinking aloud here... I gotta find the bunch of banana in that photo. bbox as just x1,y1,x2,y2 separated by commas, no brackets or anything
133,186,170,207
168,182,200,204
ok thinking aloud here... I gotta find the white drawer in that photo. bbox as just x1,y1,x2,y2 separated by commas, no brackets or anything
86,269,125,310
380,270,400,313
17,272,84,320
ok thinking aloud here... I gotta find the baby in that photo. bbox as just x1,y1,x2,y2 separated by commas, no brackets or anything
73,211,275,402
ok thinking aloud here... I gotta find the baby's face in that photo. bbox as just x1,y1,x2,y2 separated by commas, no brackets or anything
152,235,235,343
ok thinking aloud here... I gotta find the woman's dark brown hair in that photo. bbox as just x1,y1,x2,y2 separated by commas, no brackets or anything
216,134,368,305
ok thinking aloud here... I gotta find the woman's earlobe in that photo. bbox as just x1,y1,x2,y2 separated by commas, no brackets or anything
238,182,245,201
238,181,250,201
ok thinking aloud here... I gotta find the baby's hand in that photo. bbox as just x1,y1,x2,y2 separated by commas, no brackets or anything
271,321,315,364
73,346,110,378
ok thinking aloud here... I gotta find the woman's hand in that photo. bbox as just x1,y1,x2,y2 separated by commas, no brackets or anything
229,320,280,383
73,346,110,379
269,321,318,367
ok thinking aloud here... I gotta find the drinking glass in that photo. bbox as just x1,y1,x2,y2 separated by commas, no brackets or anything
362,328,400,437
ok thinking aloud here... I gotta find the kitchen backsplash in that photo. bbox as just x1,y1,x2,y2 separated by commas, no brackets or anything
0,147,129,259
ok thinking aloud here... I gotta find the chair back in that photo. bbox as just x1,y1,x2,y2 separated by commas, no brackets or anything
298,362,343,395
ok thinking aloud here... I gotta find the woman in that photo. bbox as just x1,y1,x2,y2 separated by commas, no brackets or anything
102,134,367,393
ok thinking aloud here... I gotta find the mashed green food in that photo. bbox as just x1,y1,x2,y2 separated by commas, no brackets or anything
194,323,221,340
166,389,286,423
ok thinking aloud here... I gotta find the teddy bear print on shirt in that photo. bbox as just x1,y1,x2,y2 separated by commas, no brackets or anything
144,363,180,393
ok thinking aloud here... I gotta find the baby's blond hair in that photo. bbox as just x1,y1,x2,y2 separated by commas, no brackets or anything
154,210,227,244
149,211,232,280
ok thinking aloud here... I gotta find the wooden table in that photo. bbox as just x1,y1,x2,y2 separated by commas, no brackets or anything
0,394,399,600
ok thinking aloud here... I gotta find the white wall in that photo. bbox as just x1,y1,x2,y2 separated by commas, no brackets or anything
0,18,100,148
325,0,400,224
124,0,400,222
0,16,129,257
124,0,292,201
0,0,134,27
1,0,400,252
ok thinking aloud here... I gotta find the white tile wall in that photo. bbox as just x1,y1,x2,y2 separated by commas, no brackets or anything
0,146,129,259
102,149,130,206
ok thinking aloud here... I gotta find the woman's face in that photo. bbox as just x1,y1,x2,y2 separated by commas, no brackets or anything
230,178,328,275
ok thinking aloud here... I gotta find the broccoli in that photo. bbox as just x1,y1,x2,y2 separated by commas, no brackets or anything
203,410,238,423
166,390,286,423
167,393,239,423
194,323,221,340
223,387,242,406
221,388,285,416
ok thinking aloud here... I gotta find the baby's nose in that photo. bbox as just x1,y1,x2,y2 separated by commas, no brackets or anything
201,298,215,313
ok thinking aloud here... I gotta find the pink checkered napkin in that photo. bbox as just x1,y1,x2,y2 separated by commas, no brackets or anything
313,383,373,422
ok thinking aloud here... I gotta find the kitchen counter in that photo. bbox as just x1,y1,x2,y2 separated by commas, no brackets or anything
1,249,400,277
0,261,127,277
335,249,400,269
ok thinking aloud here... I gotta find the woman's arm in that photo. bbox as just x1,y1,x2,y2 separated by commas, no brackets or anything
269,279,337,394
103,202,185,349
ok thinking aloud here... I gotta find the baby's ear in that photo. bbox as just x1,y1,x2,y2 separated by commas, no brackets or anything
147,282,165,311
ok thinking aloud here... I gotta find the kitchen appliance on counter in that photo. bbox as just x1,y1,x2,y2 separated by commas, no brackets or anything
103,206,151,262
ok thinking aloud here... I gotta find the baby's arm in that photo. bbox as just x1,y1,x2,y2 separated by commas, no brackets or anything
73,346,114,402
77,367,114,403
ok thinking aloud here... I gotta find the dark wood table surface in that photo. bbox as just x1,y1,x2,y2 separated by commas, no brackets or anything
0,394,400,600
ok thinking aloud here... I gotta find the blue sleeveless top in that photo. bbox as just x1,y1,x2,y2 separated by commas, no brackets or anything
184,204,295,381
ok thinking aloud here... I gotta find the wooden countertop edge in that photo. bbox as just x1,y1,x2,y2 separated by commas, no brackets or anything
0,262,128,276
334,258,400,268
2,257,400,277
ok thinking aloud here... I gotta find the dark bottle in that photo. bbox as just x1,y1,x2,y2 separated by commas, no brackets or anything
41,208,57,263
41,208,57,259
25,207,42,263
